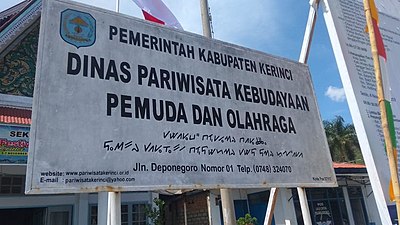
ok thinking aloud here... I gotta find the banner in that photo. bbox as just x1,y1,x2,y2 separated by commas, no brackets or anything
323,0,400,222
0,125,29,164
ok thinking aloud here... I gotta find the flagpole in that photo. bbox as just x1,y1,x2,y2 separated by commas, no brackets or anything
200,0,235,223
363,0,400,221
116,0,120,13
107,4,122,224
200,0,212,38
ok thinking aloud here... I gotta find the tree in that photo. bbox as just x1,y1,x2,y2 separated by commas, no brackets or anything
323,116,364,163
237,213,258,225
145,198,165,225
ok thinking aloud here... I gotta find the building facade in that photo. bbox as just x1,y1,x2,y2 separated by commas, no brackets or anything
161,164,380,225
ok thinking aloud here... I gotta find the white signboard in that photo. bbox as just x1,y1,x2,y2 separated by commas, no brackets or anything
26,0,336,194
323,0,400,222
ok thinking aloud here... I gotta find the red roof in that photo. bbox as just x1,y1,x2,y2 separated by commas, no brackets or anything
0,106,31,125
333,162,366,169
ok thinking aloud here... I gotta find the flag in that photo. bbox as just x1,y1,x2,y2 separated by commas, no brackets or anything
131,0,183,30
368,0,398,202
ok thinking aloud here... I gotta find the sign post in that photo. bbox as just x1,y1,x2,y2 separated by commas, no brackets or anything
265,1,320,224
295,1,321,224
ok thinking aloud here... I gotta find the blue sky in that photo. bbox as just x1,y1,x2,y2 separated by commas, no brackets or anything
1,0,352,123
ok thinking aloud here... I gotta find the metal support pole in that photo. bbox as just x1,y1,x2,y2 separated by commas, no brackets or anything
109,192,122,225
264,1,319,224
113,2,121,222
297,187,312,225
220,189,236,225
299,0,320,64
200,0,212,38
112,2,121,224
296,2,319,224
207,194,213,225
264,188,279,225
115,0,120,13
98,192,110,225
342,187,356,225
184,200,188,225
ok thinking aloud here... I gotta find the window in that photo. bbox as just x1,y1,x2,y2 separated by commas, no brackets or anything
47,206,72,225
234,200,249,220
292,188,351,225
247,191,274,224
90,203,147,225
0,175,24,194
90,205,97,225
348,187,369,224
122,205,128,225
132,204,147,225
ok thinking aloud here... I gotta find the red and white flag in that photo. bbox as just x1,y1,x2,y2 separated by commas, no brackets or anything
131,0,183,30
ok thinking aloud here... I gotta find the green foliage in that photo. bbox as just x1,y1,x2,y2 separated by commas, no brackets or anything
237,213,258,225
145,198,165,225
323,116,364,163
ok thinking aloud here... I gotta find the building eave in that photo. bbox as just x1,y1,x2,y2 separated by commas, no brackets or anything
0,1,32,28
0,0,41,56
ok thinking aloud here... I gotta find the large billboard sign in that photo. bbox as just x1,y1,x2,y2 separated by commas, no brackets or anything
323,0,400,222
26,0,336,194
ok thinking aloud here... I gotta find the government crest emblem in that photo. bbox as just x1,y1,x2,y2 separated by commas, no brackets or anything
60,9,96,48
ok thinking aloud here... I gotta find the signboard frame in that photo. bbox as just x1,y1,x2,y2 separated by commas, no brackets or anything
322,0,400,223
26,0,336,194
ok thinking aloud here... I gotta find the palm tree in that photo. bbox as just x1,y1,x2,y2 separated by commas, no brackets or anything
323,116,364,164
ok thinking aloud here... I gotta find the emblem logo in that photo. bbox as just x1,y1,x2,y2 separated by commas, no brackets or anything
60,9,96,48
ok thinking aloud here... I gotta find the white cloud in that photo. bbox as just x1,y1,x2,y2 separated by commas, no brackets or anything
325,86,346,102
